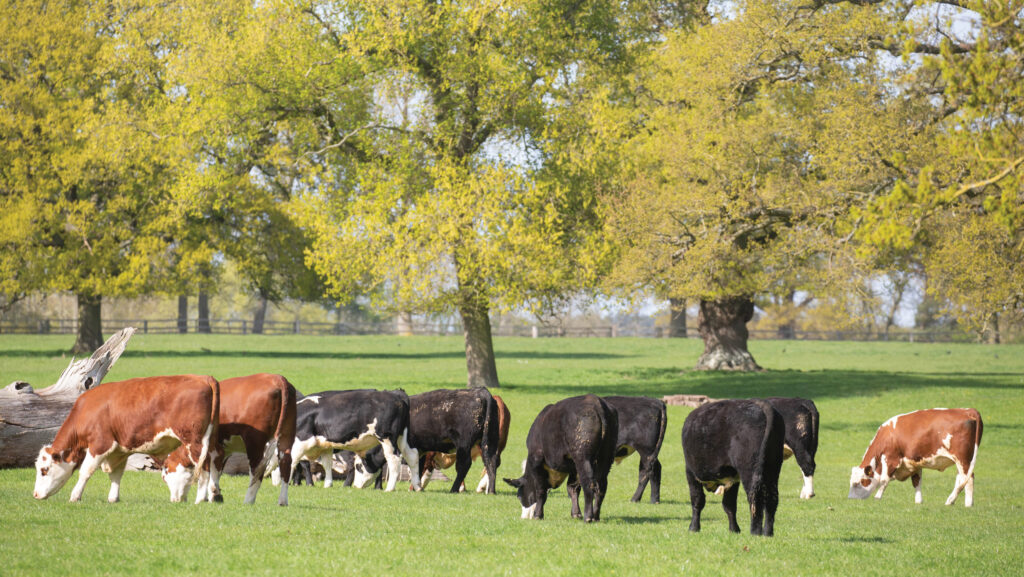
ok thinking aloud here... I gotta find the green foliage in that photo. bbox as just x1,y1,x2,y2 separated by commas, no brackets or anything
2,334,1023,576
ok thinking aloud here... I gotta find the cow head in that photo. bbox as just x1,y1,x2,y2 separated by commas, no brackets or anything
160,455,193,503
33,446,77,499
504,475,545,519
848,465,879,499
352,457,378,489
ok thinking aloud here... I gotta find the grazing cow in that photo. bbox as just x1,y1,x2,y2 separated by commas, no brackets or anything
408,388,501,494
160,373,296,505
504,394,618,522
766,397,819,499
681,399,785,536
418,394,510,493
33,375,219,504
286,389,420,491
603,395,667,504
348,447,388,490
849,408,983,507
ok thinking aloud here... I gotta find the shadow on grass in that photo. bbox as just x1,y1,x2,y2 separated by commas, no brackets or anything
609,515,676,525
836,536,893,544
502,368,1015,402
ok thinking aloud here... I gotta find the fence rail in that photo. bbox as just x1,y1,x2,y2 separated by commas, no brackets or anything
0,317,980,343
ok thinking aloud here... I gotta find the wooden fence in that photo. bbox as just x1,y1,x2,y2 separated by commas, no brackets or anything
0,317,980,343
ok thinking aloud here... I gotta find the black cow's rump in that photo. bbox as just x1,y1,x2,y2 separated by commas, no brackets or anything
764,397,819,499
681,398,785,536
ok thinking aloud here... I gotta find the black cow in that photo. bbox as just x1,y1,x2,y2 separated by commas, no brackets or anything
681,399,784,536
765,397,819,499
288,389,421,491
504,394,618,522
603,395,667,504
408,388,500,494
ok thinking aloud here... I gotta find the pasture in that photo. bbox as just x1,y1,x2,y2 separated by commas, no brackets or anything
1,334,1022,576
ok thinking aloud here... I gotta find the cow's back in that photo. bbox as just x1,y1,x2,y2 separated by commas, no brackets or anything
682,399,782,479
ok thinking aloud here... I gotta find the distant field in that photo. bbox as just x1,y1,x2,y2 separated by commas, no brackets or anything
1,334,1022,576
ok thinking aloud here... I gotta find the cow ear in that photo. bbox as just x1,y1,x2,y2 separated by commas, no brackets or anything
863,466,873,477
504,477,523,488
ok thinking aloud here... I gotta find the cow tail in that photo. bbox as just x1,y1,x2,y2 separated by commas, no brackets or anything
656,400,668,454
192,376,220,485
273,377,297,484
966,410,983,479
481,391,499,464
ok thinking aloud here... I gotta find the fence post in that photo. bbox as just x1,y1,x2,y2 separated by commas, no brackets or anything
294,320,300,334
143,320,148,334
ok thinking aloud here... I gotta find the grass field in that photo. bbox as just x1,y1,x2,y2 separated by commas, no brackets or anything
1,334,1022,576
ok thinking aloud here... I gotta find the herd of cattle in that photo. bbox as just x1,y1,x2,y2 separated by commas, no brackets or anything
31,373,983,536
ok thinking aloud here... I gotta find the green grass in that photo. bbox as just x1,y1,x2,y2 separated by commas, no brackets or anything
1,334,1023,576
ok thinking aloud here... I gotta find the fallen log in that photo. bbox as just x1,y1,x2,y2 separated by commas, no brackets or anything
661,394,717,407
0,328,136,468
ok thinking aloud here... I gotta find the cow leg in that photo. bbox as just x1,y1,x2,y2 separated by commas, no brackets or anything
965,472,975,507
105,454,128,504
567,471,582,519
874,477,890,500
947,464,970,506
685,469,705,533
801,473,816,500
276,445,292,506
70,451,104,502
790,443,816,499
379,439,402,492
480,445,498,495
208,452,226,503
721,483,741,533
649,458,662,504
449,449,472,494
242,439,273,505
320,453,335,488
397,430,421,492
762,477,779,537
631,453,654,503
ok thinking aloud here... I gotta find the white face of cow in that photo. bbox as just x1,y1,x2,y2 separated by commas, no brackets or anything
162,464,193,503
352,458,376,489
33,446,76,500
848,465,878,499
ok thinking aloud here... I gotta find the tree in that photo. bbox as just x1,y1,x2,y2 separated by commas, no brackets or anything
599,0,941,369
857,0,1024,335
0,0,203,353
294,1,675,387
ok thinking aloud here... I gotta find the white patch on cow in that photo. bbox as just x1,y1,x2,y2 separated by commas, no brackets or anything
873,455,890,499
914,475,923,504
848,466,876,499
352,456,376,489
33,447,77,500
476,472,490,493
941,433,953,450
521,503,538,519
397,429,421,492
135,428,183,455
800,475,815,499
379,439,401,492
69,448,110,502
298,395,321,405
163,464,192,502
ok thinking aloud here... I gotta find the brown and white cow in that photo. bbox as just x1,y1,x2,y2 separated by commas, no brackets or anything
33,375,219,503
849,408,983,507
160,373,297,505
416,394,510,493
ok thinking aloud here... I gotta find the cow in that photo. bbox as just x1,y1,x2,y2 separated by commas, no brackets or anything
603,395,667,504
848,408,983,507
407,388,501,494
33,375,219,504
765,397,819,499
160,373,296,505
284,389,420,492
417,394,510,493
681,399,785,536
504,394,618,522
348,447,388,490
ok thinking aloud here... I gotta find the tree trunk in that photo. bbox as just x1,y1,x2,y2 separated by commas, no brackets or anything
253,293,268,335
668,298,687,338
459,300,500,389
177,295,188,334
197,292,211,334
396,311,414,336
0,328,135,467
71,293,104,355
695,297,762,371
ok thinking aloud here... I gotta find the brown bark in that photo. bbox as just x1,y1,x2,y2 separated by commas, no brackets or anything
252,293,268,334
197,292,211,334
460,300,500,389
668,297,687,338
177,295,188,334
695,297,762,371
0,328,135,468
71,293,103,355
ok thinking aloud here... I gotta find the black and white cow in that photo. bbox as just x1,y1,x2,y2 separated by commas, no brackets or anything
286,389,420,491
681,399,785,536
765,397,819,499
408,388,500,494
348,447,387,490
603,395,667,504
504,394,618,522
